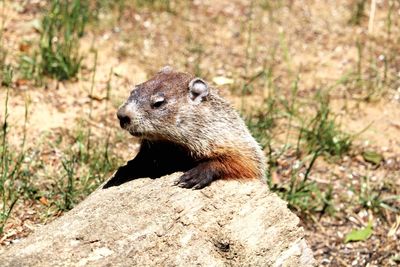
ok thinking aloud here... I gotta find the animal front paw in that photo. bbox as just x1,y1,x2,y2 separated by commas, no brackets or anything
174,165,216,189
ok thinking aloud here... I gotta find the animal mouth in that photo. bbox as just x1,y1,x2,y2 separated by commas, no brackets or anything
127,128,143,137
118,120,140,136
129,131,141,137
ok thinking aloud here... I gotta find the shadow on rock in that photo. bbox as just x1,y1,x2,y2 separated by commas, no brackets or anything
103,140,197,188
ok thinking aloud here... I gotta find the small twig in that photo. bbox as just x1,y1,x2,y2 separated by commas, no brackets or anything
368,0,377,34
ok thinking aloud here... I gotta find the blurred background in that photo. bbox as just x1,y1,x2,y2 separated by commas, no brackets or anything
0,0,399,265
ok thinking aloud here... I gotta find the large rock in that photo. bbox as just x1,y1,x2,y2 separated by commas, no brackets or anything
0,171,315,266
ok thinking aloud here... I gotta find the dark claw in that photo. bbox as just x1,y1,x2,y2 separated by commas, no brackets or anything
192,175,214,190
178,175,199,188
175,166,215,189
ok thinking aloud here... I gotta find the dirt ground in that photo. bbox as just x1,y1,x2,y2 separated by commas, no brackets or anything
0,0,399,266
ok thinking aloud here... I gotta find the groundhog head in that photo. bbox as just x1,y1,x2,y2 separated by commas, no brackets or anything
117,66,210,140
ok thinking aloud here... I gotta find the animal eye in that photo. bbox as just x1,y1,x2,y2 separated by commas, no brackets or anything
151,95,165,108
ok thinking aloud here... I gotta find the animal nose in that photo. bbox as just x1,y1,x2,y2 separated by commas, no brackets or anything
117,109,131,128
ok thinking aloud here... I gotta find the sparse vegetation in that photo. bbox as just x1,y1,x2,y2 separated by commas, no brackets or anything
0,87,27,234
1,0,399,265
349,0,367,25
0,0,12,87
246,86,347,216
355,175,400,216
299,92,352,158
1,63,12,87
51,124,120,212
39,0,88,80
17,0,89,82
135,0,171,11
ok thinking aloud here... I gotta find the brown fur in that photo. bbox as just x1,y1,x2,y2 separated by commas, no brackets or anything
210,149,259,180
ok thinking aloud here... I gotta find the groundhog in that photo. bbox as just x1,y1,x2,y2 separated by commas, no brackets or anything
116,66,265,189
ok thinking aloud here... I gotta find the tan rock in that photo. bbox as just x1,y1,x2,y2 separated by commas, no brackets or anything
0,173,315,266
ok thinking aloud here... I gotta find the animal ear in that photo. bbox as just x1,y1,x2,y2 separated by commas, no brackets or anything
189,78,209,103
158,65,173,74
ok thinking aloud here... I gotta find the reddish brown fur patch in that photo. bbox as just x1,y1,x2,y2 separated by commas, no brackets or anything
208,149,259,180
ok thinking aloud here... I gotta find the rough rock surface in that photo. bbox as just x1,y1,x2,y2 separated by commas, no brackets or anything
0,172,315,266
